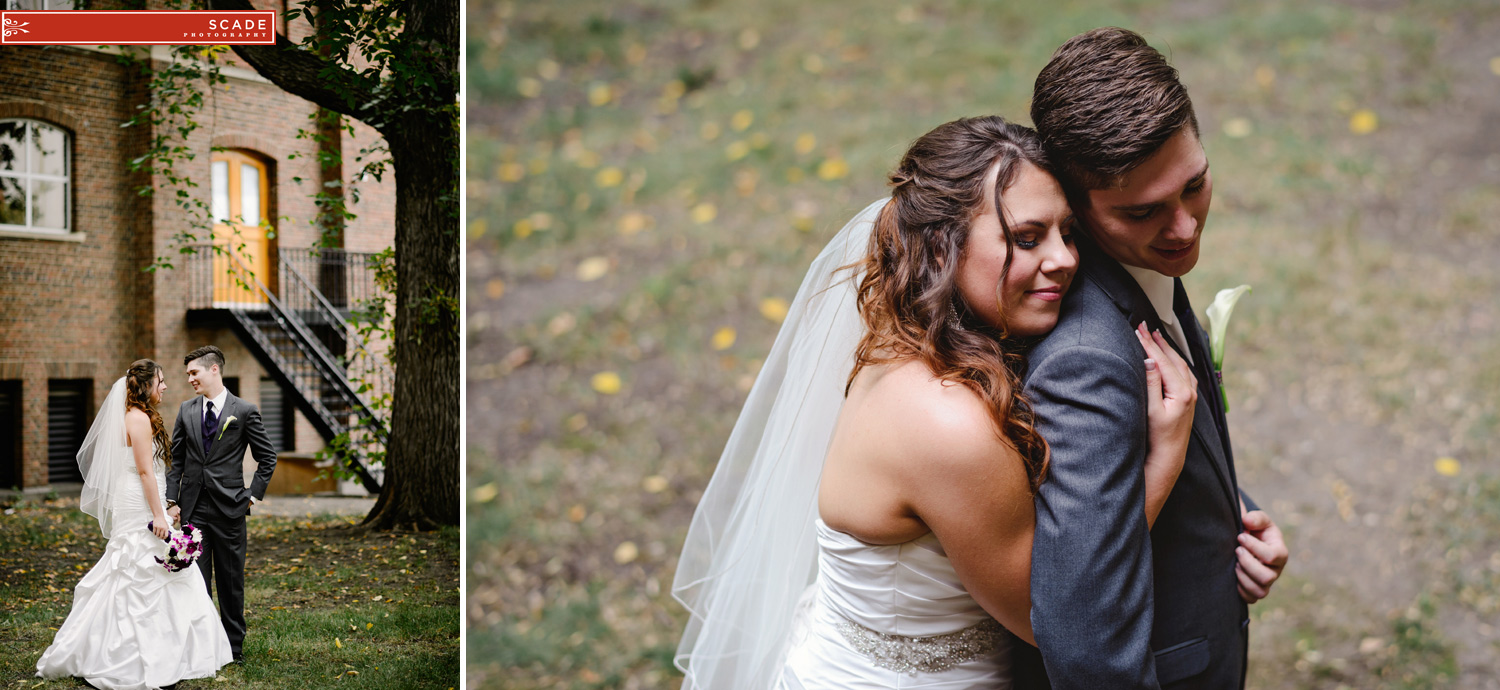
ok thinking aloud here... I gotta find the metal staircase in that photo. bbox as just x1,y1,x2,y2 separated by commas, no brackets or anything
186,244,388,493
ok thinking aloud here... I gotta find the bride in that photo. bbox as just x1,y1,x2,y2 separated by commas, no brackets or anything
673,117,1197,688
36,360,233,689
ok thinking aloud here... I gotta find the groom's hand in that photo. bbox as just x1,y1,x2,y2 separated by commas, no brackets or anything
1236,510,1288,604
167,504,181,528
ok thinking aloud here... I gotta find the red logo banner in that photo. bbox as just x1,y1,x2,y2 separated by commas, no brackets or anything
1,10,276,45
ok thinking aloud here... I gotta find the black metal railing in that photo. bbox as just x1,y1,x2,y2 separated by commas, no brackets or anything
186,244,272,311
183,244,386,492
276,249,394,404
279,247,383,311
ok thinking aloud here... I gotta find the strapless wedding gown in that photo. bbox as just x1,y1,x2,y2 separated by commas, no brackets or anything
36,453,233,690
777,520,1014,689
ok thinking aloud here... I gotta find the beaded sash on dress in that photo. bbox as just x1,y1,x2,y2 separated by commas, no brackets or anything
834,613,1007,675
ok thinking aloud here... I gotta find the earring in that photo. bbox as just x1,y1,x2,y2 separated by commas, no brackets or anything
948,298,966,331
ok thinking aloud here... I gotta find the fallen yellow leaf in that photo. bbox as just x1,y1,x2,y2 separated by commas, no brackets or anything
592,372,623,395
588,83,613,106
565,413,588,432
334,637,343,649
1349,109,1378,135
661,80,687,100
576,256,610,282
731,110,755,131
725,141,751,161
498,163,525,183
691,203,718,224
1491,56,1500,77
486,279,505,300
735,169,759,197
738,28,760,50
795,133,817,155
712,326,737,350
596,167,624,188
1254,65,1275,89
527,158,548,175
473,483,499,503
1435,457,1460,476
760,297,790,323
568,504,587,522
469,218,487,238
643,476,670,493
516,78,541,98
618,212,650,236
817,158,849,180
537,58,560,80
366,622,374,629
547,312,576,336
613,541,639,564
512,218,534,239
1223,117,1252,138
700,122,721,141
803,54,825,74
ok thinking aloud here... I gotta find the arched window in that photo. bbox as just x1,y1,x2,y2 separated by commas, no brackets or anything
0,118,70,234
210,150,273,305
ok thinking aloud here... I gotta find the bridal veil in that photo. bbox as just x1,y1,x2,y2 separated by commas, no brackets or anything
77,377,131,537
673,198,886,689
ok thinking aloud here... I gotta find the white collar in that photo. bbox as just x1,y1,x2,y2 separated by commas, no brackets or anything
203,388,230,417
1121,263,1178,326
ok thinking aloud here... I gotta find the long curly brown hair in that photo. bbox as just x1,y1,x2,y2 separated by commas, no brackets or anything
849,116,1052,492
125,359,171,469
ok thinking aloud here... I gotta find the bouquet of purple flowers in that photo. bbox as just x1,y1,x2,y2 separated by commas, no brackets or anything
146,520,204,572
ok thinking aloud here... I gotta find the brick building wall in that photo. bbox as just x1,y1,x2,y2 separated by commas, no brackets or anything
0,46,149,488
1,37,397,492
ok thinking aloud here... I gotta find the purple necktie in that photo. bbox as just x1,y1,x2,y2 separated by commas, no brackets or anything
202,400,217,456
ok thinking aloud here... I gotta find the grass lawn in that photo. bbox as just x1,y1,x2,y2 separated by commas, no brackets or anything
469,1,1500,687
0,497,459,689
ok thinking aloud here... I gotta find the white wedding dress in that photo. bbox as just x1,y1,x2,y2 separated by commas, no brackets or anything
36,421,233,689
776,520,1013,689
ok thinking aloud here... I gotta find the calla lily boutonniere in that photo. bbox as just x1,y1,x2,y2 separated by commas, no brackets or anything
217,415,238,440
1205,284,1251,413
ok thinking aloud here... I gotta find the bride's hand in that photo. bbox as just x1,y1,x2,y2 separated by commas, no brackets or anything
1136,323,1197,481
151,516,170,541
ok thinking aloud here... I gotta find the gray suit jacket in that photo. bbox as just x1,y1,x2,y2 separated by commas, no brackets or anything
166,392,277,521
1014,236,1251,689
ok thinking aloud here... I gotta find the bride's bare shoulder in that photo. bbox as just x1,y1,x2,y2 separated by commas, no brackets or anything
123,407,151,438
853,359,1016,465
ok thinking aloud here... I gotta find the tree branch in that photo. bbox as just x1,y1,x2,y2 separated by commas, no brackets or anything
203,0,383,126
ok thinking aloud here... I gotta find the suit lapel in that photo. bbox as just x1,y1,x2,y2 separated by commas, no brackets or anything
1078,236,1240,513
211,394,238,464
188,395,206,463
1175,281,1240,512
1077,236,1159,331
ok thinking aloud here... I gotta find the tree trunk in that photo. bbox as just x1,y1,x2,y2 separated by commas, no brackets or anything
359,117,459,530
211,0,460,529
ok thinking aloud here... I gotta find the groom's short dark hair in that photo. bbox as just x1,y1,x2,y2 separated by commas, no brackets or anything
184,345,225,370
1030,27,1199,200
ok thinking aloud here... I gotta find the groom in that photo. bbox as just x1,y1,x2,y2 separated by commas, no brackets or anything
164,345,277,662
1017,29,1289,688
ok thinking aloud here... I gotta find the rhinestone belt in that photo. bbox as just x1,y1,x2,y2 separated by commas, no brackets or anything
833,613,1006,675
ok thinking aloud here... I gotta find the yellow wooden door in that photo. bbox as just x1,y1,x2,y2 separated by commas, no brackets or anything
210,151,271,307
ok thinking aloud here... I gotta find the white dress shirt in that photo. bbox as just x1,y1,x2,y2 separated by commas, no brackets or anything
201,388,230,426
1122,264,1193,365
